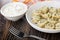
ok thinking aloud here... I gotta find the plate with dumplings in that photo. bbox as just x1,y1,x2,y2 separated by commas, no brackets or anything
26,1,60,33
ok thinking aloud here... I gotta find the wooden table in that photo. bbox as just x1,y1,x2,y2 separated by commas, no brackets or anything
0,15,60,40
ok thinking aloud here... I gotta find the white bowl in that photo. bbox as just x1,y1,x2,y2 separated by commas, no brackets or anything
26,1,60,33
0,2,27,21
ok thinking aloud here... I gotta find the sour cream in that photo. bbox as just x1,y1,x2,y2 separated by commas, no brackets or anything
1,2,27,21
1,2,27,17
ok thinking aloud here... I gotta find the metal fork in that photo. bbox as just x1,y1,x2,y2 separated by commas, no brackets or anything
9,27,46,40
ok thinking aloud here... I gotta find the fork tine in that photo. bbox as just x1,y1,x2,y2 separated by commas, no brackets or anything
11,27,19,33
9,27,20,35
9,27,25,39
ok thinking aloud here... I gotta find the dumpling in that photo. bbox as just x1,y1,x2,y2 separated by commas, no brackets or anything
55,23,60,29
49,7,57,13
58,19,60,22
37,19,47,28
52,13,60,18
41,6,49,14
48,20,57,24
32,15,40,24
32,12,41,16
58,8,60,13
40,14,48,18
42,12,52,18
45,23,54,29
47,12,52,18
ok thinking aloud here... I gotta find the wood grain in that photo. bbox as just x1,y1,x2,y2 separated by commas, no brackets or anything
6,16,60,40
1,20,11,40
0,15,60,40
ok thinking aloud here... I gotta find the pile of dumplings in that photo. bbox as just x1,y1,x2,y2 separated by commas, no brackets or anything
32,6,60,30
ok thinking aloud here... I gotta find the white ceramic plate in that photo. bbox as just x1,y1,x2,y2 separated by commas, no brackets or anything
26,1,60,33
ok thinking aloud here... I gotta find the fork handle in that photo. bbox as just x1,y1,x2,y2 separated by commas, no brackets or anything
29,35,46,40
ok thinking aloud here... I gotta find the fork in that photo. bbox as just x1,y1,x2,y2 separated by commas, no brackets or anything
9,27,46,40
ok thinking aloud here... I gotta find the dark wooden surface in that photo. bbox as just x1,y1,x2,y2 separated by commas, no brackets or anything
0,15,60,40
0,14,6,40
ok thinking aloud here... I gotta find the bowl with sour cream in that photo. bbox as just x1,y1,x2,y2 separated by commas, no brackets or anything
0,2,27,21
